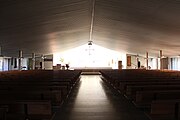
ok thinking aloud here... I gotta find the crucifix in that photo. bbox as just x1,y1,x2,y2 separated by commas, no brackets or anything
85,41,94,55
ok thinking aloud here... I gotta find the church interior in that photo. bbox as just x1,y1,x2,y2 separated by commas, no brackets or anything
0,0,180,120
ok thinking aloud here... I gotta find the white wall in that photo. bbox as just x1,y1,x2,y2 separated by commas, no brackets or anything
53,44,126,69
44,54,53,70
21,58,28,70
3,58,9,71
148,58,157,69
9,58,18,70
0,57,3,71
170,57,180,70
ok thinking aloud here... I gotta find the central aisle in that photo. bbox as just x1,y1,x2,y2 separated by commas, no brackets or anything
53,75,150,120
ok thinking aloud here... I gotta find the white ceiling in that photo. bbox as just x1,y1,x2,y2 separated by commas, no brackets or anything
0,0,180,57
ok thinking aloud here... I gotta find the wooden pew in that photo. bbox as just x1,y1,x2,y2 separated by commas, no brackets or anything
118,81,180,93
150,99,180,120
0,100,52,120
100,70,180,120
126,85,180,100
0,70,81,120
0,83,70,106
0,79,75,105
0,107,6,120
0,70,81,103
135,90,180,107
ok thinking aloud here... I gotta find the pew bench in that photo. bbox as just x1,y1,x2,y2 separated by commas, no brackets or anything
118,81,180,93
135,90,180,107
126,85,180,100
0,100,52,120
150,99,180,120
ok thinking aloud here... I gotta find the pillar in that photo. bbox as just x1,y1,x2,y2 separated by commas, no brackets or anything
157,58,159,69
32,53,35,70
41,55,44,69
146,52,148,69
0,46,2,56
18,50,23,70
160,50,163,70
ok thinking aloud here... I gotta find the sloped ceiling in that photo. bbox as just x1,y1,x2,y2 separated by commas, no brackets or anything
0,0,180,57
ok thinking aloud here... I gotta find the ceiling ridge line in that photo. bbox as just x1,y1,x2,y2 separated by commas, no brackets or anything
89,0,96,42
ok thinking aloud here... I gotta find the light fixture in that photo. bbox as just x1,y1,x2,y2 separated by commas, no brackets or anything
88,41,93,46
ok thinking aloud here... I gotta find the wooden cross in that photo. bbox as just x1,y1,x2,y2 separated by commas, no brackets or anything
85,45,94,55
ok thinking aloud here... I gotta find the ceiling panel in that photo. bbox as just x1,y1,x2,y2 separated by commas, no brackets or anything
0,0,180,57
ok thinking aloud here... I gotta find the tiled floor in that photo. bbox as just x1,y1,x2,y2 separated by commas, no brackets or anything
53,75,150,120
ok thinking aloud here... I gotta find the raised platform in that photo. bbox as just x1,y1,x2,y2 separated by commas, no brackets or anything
72,67,112,75
81,72,101,75
72,67,112,72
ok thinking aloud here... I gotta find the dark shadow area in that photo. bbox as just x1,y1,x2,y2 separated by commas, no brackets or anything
53,80,82,120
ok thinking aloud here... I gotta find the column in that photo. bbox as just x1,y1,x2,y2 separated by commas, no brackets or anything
157,57,159,69
0,46,2,56
18,50,23,70
160,50,163,70
146,52,148,69
32,53,35,70
41,55,44,69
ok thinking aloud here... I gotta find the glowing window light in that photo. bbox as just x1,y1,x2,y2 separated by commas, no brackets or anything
53,44,126,69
